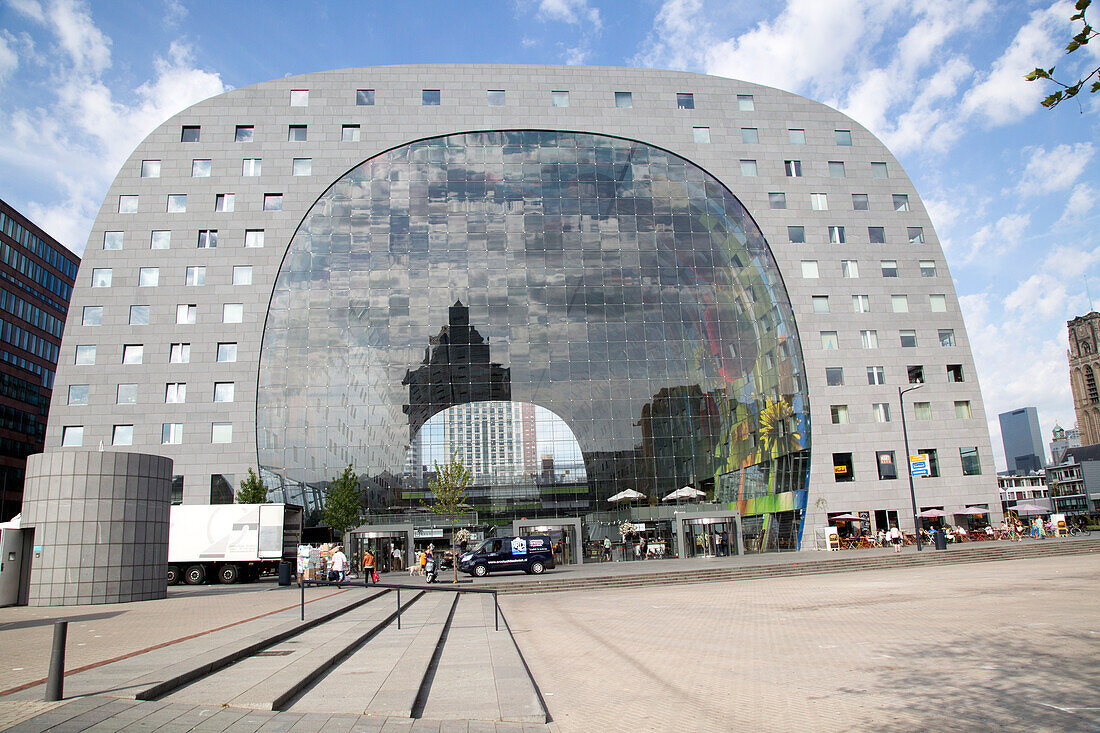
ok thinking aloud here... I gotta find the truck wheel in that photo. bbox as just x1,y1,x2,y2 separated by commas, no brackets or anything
184,565,206,585
166,566,180,585
530,560,545,575
218,564,240,584
473,563,489,577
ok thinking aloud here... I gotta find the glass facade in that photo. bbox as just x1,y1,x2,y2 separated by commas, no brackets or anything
257,131,810,547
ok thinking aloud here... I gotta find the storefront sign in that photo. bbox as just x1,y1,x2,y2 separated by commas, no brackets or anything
413,528,444,539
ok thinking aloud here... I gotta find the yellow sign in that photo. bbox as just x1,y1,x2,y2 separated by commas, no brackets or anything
834,465,847,474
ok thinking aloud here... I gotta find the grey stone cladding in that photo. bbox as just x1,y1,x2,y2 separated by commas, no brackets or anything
44,65,998,536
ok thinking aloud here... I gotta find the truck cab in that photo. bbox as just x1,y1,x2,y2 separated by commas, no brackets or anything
458,535,555,577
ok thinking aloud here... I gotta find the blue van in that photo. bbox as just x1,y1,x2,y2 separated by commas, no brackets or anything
458,535,555,577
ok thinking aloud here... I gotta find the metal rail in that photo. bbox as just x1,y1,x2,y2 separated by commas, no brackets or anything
299,579,499,631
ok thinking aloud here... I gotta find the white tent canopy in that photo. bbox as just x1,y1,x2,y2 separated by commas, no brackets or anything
662,486,705,502
607,489,646,503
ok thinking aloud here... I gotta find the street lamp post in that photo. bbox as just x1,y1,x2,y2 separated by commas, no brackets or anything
898,383,924,551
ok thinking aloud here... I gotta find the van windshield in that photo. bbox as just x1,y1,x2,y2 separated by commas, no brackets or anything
474,538,504,554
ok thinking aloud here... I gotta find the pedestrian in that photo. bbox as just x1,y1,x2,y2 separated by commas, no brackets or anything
330,546,348,582
362,547,375,586
889,524,902,553
640,536,648,560
425,545,437,583
419,549,428,576
603,536,612,561
391,544,403,572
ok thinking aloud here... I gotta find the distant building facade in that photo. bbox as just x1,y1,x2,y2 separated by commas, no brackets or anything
998,407,1046,474
0,199,79,521
1067,313,1100,445
997,471,1050,516
1049,423,1081,466
1047,445,1100,516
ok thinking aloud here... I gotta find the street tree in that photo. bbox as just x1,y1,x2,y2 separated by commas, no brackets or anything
1025,0,1098,109
427,453,472,584
323,464,364,546
235,467,269,504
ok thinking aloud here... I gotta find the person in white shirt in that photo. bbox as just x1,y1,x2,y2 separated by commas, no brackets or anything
888,524,902,553
330,548,348,582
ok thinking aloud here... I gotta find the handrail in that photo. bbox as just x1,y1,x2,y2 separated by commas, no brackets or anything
299,578,499,631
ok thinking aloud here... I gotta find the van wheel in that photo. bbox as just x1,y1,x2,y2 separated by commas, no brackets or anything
184,565,206,585
166,566,180,585
473,564,488,577
530,561,545,575
218,564,239,584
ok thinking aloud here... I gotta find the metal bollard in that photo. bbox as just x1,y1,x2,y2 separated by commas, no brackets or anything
300,579,305,621
494,592,499,632
44,621,67,701
396,587,401,629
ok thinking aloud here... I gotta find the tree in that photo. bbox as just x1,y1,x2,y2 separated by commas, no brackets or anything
427,453,472,584
323,464,364,541
1025,0,1099,109
235,468,269,504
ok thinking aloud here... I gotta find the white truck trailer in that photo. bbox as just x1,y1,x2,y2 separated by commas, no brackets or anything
168,503,303,585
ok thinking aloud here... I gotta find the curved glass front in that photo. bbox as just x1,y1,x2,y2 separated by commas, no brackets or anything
257,131,809,545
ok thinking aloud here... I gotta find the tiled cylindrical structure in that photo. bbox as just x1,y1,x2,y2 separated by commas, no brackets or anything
21,451,172,606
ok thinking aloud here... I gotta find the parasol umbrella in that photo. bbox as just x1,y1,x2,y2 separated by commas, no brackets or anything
1012,502,1050,512
607,489,646,503
830,513,863,521
917,509,948,518
662,486,705,501
956,507,989,516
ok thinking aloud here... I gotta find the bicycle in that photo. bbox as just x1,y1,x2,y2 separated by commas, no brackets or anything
1068,525,1091,537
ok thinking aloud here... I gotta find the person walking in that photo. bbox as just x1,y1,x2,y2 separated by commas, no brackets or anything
889,524,902,553
330,547,348,582
362,547,375,586
603,536,612,562
425,545,437,583
391,544,403,572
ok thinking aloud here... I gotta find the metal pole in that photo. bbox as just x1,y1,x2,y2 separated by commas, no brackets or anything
397,587,401,629
300,578,305,621
899,386,922,552
494,591,499,632
45,621,67,701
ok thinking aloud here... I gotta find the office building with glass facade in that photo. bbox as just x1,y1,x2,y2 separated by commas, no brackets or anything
41,65,998,551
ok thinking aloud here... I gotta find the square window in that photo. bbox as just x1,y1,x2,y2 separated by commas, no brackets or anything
853,295,870,312
867,366,885,385
551,91,569,107
871,162,889,178
842,260,859,278
740,128,759,144
908,365,924,384
920,260,937,277
288,125,307,142
263,194,283,211
118,196,138,214
693,127,711,143
138,267,158,287
214,193,235,212
212,422,233,444
801,260,819,278
185,266,206,286
961,448,981,475
292,158,311,176
61,426,84,447
828,226,846,244
150,230,170,249
191,159,211,177
342,125,361,142
955,401,972,419
875,451,897,480
835,129,853,146
830,405,849,424
788,128,805,145
112,425,133,446
217,343,237,362
788,226,805,243
116,384,137,404
140,160,161,178
900,329,917,348
812,295,829,313
826,367,844,386
676,92,694,109
914,402,933,421
873,403,891,422
223,303,244,323
181,125,200,142
232,265,252,285
162,423,183,445
784,160,802,177
930,294,947,312
820,331,838,349
197,230,217,248
165,383,186,403
244,229,265,248
908,227,925,244
868,227,886,244
852,193,869,210
892,295,909,313
82,306,103,326
810,193,828,211
128,305,149,325
833,452,854,482
75,345,96,365
122,344,143,364
356,89,375,105
769,192,787,209
893,194,910,211
91,268,112,288
939,329,956,347
740,160,758,177
213,382,235,402
829,161,846,178
102,231,123,250
290,89,308,106
615,91,633,107
176,304,197,324
167,194,186,213
861,329,878,348
881,260,898,277
487,90,505,106
170,343,190,363
736,94,753,111
242,159,262,176
422,89,441,105
67,385,89,406
234,125,254,142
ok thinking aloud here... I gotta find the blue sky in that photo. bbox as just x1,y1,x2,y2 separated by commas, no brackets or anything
1,0,1097,469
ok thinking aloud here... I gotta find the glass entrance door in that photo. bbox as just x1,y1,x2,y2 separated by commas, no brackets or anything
684,518,736,558
519,524,578,564
354,533,406,574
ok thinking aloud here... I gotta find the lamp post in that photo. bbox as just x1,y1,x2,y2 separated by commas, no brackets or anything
898,383,924,551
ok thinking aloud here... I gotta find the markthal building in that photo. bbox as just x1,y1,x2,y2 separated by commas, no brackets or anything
42,66,998,557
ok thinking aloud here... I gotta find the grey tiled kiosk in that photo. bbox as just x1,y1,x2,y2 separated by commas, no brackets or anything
21,451,172,606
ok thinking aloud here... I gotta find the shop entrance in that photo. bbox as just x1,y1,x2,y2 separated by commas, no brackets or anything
683,517,737,558
352,529,412,575
514,517,583,564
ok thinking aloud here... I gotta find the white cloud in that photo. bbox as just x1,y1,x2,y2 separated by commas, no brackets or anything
46,0,111,74
0,33,17,84
1003,272,1070,320
564,45,588,65
1059,182,1098,223
164,0,187,26
958,212,1031,264
9,0,45,22
1016,142,1095,195
1043,240,1100,278
633,0,706,70
535,0,601,29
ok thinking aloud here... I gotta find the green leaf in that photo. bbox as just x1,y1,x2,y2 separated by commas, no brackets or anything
1042,91,1063,107
1090,80,1100,92
1068,40,1081,52
1076,0,1090,11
